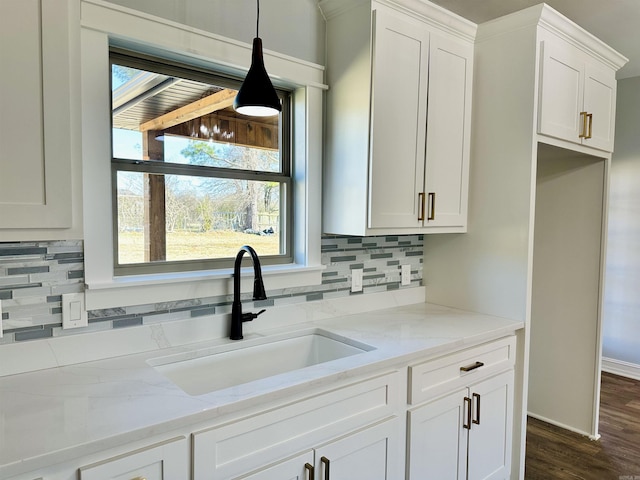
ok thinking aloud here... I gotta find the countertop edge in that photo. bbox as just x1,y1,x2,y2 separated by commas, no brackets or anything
0,302,524,478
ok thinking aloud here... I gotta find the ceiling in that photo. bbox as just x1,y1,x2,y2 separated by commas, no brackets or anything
428,0,639,79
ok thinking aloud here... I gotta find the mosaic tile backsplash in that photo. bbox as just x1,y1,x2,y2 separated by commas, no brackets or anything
0,235,423,345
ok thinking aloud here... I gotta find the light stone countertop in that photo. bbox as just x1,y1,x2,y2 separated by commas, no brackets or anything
0,300,523,478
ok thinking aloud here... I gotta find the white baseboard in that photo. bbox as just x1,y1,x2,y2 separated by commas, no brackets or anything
602,356,640,381
526,412,599,440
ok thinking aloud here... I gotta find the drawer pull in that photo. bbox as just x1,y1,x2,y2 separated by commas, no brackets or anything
321,456,330,480
305,462,315,480
463,396,472,429
579,111,588,138
460,361,484,372
131,477,146,480
427,192,435,221
418,192,426,221
473,392,481,425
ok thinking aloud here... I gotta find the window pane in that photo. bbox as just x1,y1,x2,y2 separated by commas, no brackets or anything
113,128,143,160
111,63,281,173
111,54,290,274
116,171,283,265
167,137,280,172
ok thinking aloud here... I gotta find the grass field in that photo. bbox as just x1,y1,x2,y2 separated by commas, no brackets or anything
118,230,280,264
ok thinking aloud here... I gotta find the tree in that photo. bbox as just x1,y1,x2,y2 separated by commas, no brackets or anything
116,172,144,232
180,140,279,231
165,176,193,232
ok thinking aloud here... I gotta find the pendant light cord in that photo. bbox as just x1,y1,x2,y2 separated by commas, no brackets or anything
256,0,260,38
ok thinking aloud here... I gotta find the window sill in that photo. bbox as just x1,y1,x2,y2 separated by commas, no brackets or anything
84,263,325,310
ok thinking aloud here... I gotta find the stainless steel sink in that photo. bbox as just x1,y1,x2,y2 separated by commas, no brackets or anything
148,329,374,395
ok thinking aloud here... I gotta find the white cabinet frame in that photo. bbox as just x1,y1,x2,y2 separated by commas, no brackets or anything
0,0,80,237
321,0,475,236
538,39,617,152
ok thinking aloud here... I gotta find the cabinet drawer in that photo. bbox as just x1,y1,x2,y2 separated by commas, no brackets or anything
193,371,401,480
408,336,516,405
78,436,188,480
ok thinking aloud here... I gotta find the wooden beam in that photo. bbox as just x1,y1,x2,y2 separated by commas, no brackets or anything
139,88,236,132
165,114,279,151
142,131,166,262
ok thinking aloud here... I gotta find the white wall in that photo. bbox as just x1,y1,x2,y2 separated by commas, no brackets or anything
103,0,326,65
602,76,640,368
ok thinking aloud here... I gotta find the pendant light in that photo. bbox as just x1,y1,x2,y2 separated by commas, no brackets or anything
233,0,282,117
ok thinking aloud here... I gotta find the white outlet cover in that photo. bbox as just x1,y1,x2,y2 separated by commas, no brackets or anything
352,269,363,292
62,293,88,329
401,264,411,286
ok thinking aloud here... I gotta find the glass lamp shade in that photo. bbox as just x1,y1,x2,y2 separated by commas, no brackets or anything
234,38,282,117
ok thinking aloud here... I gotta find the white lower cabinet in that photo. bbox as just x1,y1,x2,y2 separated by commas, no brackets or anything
237,451,315,480
407,338,516,480
193,372,402,480
237,418,400,480
313,419,400,480
465,372,514,480
408,388,468,479
78,436,188,480
14,338,520,480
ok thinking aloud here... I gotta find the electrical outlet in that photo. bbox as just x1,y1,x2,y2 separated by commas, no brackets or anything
351,269,363,292
401,264,411,286
62,293,88,329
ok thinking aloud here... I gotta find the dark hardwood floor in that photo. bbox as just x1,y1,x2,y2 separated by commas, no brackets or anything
525,372,640,480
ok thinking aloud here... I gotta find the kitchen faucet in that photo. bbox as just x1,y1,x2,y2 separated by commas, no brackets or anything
230,245,267,340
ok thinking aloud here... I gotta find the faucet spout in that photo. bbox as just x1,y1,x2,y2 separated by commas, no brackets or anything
230,245,267,340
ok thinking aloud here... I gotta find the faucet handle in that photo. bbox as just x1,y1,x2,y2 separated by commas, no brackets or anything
242,309,266,322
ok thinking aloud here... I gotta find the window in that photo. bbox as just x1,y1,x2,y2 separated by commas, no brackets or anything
110,52,291,275
81,5,324,306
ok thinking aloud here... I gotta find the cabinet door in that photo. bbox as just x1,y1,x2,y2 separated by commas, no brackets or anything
583,62,617,151
407,388,468,480
467,371,514,480
538,40,584,143
368,8,429,229
314,418,402,480
193,373,399,479
236,451,314,480
424,34,473,229
0,0,73,229
78,437,188,480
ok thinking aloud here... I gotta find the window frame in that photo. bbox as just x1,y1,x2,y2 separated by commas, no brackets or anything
80,0,325,310
109,51,294,276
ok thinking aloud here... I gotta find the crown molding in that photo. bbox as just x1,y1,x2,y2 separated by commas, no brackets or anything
319,0,477,43
476,3,627,72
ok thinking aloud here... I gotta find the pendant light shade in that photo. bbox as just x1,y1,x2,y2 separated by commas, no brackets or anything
234,1,282,117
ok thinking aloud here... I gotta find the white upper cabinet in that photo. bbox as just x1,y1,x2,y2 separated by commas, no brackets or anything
320,0,475,236
583,62,617,151
0,0,76,233
537,25,621,152
538,41,585,147
424,33,473,229
368,9,429,229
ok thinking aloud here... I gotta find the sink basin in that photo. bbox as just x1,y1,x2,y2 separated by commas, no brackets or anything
148,329,374,395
